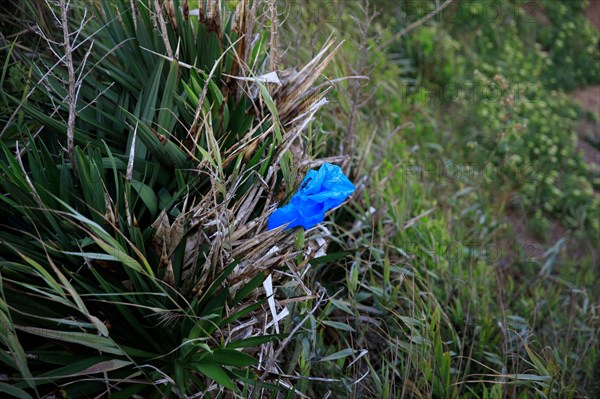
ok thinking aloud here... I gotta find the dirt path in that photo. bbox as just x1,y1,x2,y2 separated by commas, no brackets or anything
572,1,600,168
572,85,600,167
586,0,600,30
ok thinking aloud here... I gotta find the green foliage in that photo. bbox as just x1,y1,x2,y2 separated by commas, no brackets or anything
400,0,599,91
0,0,338,397
405,24,465,86
456,71,600,234
2,0,598,398
399,0,600,236
278,0,599,398
538,0,600,90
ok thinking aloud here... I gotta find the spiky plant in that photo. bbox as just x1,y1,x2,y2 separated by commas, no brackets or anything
0,0,342,397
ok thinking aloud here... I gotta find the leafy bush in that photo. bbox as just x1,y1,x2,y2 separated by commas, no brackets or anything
538,0,600,90
457,71,600,234
399,0,600,236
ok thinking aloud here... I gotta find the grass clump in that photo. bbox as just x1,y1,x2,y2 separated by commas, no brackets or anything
0,0,344,397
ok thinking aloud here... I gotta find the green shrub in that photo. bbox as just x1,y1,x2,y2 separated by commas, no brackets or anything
538,0,600,90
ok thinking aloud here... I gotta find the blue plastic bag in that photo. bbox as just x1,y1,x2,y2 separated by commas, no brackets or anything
268,163,355,230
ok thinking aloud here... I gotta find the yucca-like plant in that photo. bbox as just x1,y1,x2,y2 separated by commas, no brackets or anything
0,0,342,397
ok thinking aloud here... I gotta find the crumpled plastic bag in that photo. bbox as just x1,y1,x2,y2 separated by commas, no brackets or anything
268,163,355,230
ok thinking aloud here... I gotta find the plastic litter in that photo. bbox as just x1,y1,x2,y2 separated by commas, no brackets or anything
268,163,355,230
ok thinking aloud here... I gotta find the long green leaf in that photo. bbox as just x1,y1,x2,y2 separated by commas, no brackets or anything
0,383,33,399
205,349,257,367
0,277,36,392
319,348,356,362
193,360,236,391
14,326,124,356
226,334,287,349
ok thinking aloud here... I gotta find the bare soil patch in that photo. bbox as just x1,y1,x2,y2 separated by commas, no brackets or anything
586,0,600,30
572,85,600,167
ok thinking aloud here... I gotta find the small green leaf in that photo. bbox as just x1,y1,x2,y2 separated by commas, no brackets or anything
257,83,282,144
330,299,354,315
319,348,356,362
227,334,287,349
512,374,552,382
233,271,268,305
207,349,258,367
193,361,236,391
309,250,353,266
220,300,265,327
130,179,158,216
321,320,355,332
197,260,239,307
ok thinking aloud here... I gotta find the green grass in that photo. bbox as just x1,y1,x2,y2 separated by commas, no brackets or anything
1,0,598,398
278,0,599,398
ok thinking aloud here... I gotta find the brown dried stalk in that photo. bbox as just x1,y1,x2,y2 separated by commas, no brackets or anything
60,0,77,176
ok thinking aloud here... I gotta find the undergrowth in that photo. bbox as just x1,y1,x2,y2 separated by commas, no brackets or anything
279,0,599,398
0,0,598,398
